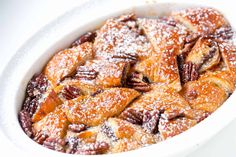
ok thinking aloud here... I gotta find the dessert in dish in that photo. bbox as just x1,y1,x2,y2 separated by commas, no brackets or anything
18,7,236,154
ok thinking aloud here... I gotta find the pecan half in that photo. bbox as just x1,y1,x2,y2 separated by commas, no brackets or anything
71,31,97,47
68,124,87,133
75,69,98,80
33,131,49,144
22,73,50,117
182,62,200,83
142,110,160,134
60,85,82,100
111,53,138,64
178,33,200,83
43,138,66,152
22,97,39,117
76,142,109,155
126,72,151,92
26,73,50,97
180,37,220,83
119,108,143,125
19,110,33,137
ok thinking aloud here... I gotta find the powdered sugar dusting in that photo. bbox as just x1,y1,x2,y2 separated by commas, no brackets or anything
172,7,228,34
94,17,154,61
19,8,236,155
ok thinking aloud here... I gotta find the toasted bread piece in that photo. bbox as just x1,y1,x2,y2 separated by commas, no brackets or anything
76,60,130,87
94,15,154,61
33,107,69,138
155,48,182,91
32,89,62,122
159,117,197,139
65,127,98,146
134,56,161,82
44,42,94,86
126,86,191,116
186,37,220,72
54,79,104,102
97,118,155,153
137,18,186,91
184,109,210,122
199,70,235,94
63,88,140,126
137,18,188,56
180,81,228,112
172,7,229,35
220,42,236,83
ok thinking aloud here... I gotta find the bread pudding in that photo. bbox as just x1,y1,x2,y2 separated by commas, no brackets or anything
18,7,236,154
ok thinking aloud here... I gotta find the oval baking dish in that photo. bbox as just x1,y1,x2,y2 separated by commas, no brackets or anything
0,0,236,157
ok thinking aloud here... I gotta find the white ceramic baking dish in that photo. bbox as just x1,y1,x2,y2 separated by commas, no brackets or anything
0,0,236,157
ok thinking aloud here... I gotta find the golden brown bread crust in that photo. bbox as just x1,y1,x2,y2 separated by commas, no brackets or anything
159,117,197,140
180,80,228,112
126,85,191,114
199,70,235,94
137,18,188,56
32,89,62,122
44,42,94,86
135,18,188,91
220,42,236,82
63,88,140,126
185,37,220,72
172,7,229,35
94,16,154,61
76,60,130,88
33,107,69,139
96,118,155,153
19,8,236,155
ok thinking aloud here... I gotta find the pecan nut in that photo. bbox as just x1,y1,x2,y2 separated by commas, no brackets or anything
60,85,82,100
182,62,200,83
71,31,97,47
22,97,39,117
126,72,151,92
119,108,143,125
185,37,220,73
33,131,49,144
180,37,220,83
142,110,160,134
19,110,33,137
111,52,138,64
26,73,50,97
75,69,98,80
43,138,66,152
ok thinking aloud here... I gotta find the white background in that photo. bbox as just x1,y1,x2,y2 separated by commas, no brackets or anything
0,0,236,156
